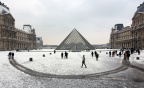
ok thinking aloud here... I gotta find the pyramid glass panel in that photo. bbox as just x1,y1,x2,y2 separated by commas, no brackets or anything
56,29,95,51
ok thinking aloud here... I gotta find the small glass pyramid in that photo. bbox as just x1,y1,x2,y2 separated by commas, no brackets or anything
56,28,95,51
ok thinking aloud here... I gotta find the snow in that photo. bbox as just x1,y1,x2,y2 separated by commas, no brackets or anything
130,50,144,68
0,49,144,88
13,50,122,75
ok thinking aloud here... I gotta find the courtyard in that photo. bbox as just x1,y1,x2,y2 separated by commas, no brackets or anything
1,49,144,88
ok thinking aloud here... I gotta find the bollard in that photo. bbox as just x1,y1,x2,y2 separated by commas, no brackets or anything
106,52,108,54
50,53,52,55
29,58,33,61
136,57,139,60
43,54,45,57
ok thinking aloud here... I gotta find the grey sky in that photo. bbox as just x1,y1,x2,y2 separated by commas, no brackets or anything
1,0,143,45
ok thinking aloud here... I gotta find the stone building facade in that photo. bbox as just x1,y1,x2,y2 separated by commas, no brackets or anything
36,37,43,49
15,27,36,50
110,25,132,49
131,2,144,49
0,2,36,50
110,2,144,49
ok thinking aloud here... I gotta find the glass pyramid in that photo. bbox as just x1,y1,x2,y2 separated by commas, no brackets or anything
56,28,95,51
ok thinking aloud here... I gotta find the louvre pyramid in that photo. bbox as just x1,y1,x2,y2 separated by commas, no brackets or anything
56,28,95,51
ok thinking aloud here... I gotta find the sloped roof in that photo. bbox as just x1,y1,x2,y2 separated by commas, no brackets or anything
133,2,144,18
0,5,10,15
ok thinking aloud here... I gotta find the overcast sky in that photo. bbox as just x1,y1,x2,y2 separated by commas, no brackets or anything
1,0,144,45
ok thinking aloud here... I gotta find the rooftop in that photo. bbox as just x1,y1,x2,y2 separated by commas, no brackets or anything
0,2,10,15
134,2,144,16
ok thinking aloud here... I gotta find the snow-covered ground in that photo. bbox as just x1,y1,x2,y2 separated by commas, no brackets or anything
129,50,144,68
0,49,144,88
14,49,123,75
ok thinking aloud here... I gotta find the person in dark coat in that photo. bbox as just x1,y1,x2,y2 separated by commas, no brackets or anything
119,51,122,57
8,52,12,59
109,51,111,57
61,52,63,58
91,51,94,57
96,53,99,61
112,51,115,57
54,50,56,54
124,51,127,60
124,51,130,60
137,49,140,55
115,51,117,55
81,55,87,68
66,52,68,58
65,51,68,58
94,51,97,57
127,51,130,60
11,52,14,59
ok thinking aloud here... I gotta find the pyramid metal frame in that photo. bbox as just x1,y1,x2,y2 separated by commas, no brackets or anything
56,28,95,51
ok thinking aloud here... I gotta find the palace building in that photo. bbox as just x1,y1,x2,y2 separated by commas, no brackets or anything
110,2,144,49
0,2,36,50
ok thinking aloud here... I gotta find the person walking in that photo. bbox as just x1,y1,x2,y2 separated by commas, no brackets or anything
115,51,117,55
61,52,63,58
119,51,122,57
11,52,14,59
137,49,140,55
124,51,130,60
124,51,127,60
112,51,115,57
96,53,99,61
81,55,87,68
91,51,94,57
8,52,12,59
127,51,130,60
54,50,56,54
65,51,67,59
109,51,111,57
94,51,97,57
66,52,68,59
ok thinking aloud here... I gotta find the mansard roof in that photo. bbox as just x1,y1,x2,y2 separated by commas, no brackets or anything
0,3,10,15
133,2,144,19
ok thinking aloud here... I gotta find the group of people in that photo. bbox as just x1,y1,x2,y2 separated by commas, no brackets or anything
91,51,99,61
123,49,140,60
108,48,141,61
109,51,118,57
109,50,129,59
8,52,14,59
8,48,141,69
109,50,125,57
61,51,68,59
124,50,130,60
